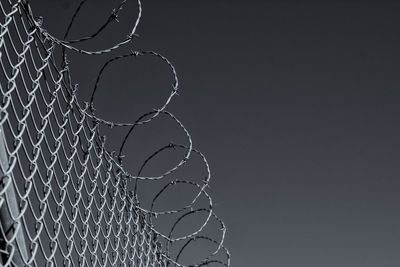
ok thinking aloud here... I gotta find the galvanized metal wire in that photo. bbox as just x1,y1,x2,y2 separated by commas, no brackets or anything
0,0,230,266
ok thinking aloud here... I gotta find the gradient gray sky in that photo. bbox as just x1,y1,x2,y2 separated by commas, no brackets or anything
33,1,400,266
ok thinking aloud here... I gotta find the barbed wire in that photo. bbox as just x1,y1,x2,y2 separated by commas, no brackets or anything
0,0,230,266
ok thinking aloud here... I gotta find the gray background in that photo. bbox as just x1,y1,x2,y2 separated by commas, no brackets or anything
33,1,400,266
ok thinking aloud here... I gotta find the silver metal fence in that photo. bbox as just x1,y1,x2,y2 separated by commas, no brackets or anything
0,0,230,266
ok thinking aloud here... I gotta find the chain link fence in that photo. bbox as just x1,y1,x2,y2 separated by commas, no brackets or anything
0,0,230,266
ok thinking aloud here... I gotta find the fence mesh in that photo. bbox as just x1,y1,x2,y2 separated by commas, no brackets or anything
0,0,230,266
